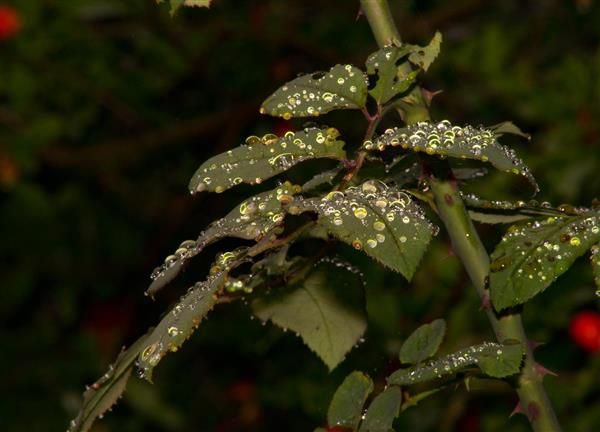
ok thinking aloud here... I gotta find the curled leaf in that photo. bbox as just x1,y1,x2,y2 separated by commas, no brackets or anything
147,183,299,295
138,268,230,381
68,333,151,432
367,120,538,193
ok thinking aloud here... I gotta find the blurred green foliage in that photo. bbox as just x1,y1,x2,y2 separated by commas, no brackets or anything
1,0,599,431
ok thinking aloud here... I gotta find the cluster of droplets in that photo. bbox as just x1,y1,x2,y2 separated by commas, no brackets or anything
389,342,512,385
260,64,367,118
490,212,600,304
191,127,342,194
300,180,437,254
137,270,228,380
364,120,538,193
318,256,366,287
149,239,199,283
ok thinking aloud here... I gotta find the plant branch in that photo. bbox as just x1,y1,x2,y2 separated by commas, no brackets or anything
359,1,562,431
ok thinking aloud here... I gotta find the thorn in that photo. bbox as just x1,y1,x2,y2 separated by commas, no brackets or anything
464,376,471,392
356,7,363,20
422,88,443,105
510,400,524,418
480,291,492,311
534,362,557,378
528,340,545,351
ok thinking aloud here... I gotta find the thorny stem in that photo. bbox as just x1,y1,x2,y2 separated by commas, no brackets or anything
359,1,562,431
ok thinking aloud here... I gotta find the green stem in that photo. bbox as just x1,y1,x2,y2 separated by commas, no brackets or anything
359,1,561,431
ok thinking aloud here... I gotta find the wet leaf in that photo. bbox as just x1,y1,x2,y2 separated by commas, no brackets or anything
591,243,600,295
490,121,530,139
365,46,420,105
368,121,538,193
260,64,368,118
252,262,367,370
407,31,442,72
69,333,151,432
468,211,532,224
302,166,343,193
297,180,436,280
399,319,446,365
490,211,600,310
148,183,298,295
388,342,524,386
160,0,211,15
327,371,374,430
138,269,230,381
358,386,403,432
189,127,345,194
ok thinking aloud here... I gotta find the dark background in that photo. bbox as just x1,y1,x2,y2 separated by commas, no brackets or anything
1,0,599,431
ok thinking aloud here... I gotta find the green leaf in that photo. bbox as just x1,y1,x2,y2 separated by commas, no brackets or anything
148,183,298,295
252,262,367,370
591,244,600,295
327,371,374,430
302,166,343,193
161,0,211,15
367,121,538,193
358,386,403,432
399,319,446,365
490,211,600,310
407,31,443,72
388,342,524,386
365,46,420,105
189,127,345,194
68,333,150,432
490,121,530,139
138,269,229,381
297,180,435,280
260,65,369,118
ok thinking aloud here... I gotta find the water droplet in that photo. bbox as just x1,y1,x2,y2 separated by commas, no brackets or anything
373,221,385,231
354,207,368,219
570,237,581,246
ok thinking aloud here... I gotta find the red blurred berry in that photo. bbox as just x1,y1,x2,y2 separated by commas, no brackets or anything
569,311,600,353
0,6,21,40
326,427,351,432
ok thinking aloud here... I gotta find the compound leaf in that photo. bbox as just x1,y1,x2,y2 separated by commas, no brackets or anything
189,127,345,194
68,333,151,432
358,386,403,432
260,64,368,118
490,211,600,311
138,268,231,381
148,183,299,295
296,180,435,280
388,342,524,386
252,262,367,371
399,319,446,365
327,371,374,430
368,120,538,193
